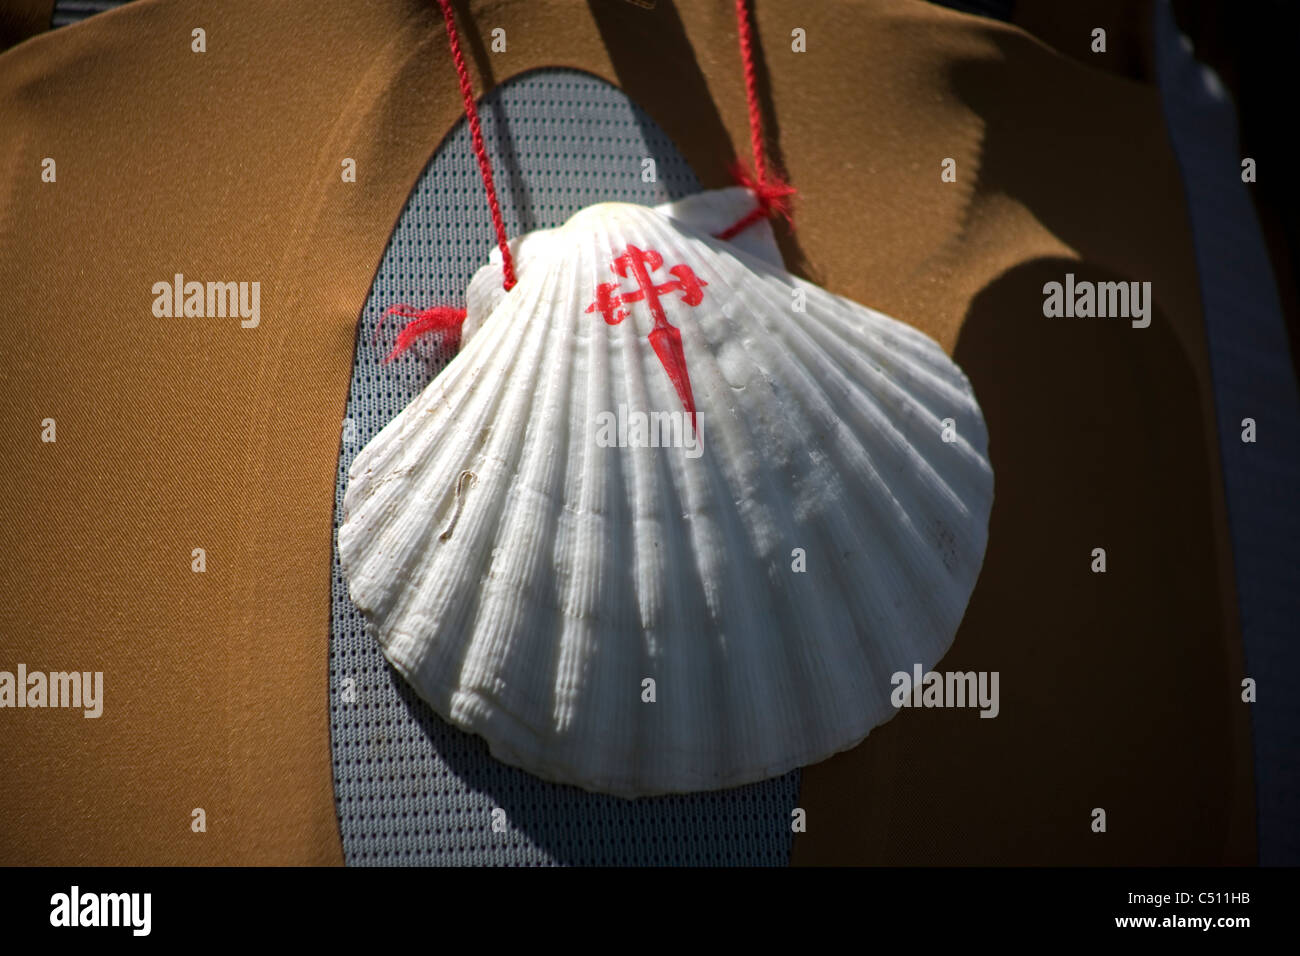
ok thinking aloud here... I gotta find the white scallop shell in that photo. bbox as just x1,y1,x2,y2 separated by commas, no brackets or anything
339,189,993,797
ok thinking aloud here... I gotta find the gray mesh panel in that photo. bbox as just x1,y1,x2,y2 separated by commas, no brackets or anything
330,70,801,866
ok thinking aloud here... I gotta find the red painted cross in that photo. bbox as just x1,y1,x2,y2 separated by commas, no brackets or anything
586,244,707,427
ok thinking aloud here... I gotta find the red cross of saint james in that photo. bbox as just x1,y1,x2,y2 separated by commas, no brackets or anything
585,244,707,428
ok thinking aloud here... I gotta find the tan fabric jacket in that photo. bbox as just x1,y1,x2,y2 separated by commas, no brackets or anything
0,0,1253,865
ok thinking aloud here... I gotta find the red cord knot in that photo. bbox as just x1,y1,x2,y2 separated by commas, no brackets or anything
374,304,468,362
714,163,796,241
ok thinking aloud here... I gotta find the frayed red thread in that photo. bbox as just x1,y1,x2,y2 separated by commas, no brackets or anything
714,0,796,240
374,304,467,362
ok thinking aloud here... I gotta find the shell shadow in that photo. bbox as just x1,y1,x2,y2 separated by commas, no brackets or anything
385,662,796,866
795,255,1250,864
948,257,1244,863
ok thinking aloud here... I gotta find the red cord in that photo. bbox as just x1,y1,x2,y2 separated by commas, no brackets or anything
437,0,517,291
736,0,768,187
381,0,789,361
378,1,507,361
715,0,795,239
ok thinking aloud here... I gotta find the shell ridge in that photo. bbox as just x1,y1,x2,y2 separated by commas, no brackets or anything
440,263,583,696
448,256,584,742
728,261,992,602
375,269,560,693
543,217,631,782
338,327,520,661
344,305,523,497
592,228,710,793
686,231,885,753
732,262,991,513
773,310,993,603
793,288,991,461
547,220,652,784
635,210,834,772
708,260,969,650
625,209,798,782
